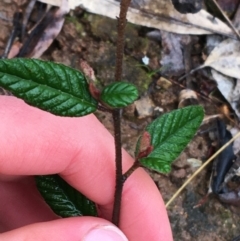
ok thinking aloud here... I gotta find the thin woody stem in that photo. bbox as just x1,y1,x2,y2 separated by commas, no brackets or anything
97,103,112,113
123,160,141,182
114,0,131,82
111,109,123,226
111,0,131,226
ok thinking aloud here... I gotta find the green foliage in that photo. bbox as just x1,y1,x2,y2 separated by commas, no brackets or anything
100,82,138,108
36,175,97,217
0,57,204,219
137,106,204,173
0,58,97,117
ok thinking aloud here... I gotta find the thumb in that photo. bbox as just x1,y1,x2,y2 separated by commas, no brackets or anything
0,217,129,241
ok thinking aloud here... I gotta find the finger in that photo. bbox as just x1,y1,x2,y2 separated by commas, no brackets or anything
0,177,58,232
0,217,128,241
0,96,173,240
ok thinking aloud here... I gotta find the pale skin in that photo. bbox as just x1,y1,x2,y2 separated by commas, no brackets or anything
0,96,173,241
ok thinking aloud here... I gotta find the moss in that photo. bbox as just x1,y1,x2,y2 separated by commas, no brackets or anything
125,23,148,51
220,209,231,220
65,16,84,36
88,14,151,53
88,15,118,41
86,40,151,94
122,57,151,94
86,14,155,94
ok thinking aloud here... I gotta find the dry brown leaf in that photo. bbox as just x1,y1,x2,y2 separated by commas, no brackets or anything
202,39,240,79
38,0,62,6
29,0,69,58
229,79,240,120
159,30,197,75
68,0,235,37
159,31,188,75
8,42,22,58
39,0,235,36
205,3,240,122
211,70,235,101
209,70,240,122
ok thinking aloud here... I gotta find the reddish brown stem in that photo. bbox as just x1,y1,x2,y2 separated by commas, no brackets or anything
111,109,123,226
114,0,131,82
123,160,141,181
111,0,131,227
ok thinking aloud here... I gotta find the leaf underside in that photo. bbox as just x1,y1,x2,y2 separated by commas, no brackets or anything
36,175,97,217
100,82,138,108
138,106,204,173
0,58,97,116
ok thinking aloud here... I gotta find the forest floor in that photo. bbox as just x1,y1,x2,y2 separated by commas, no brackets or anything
1,1,240,240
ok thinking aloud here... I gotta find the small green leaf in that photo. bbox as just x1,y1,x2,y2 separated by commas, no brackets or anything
100,82,138,108
36,175,97,217
0,58,97,116
137,106,204,173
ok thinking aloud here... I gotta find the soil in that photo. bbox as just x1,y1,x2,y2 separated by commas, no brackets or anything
1,1,240,240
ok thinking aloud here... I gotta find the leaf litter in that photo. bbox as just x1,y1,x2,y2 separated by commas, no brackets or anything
193,38,240,79
1,0,240,240
42,0,236,37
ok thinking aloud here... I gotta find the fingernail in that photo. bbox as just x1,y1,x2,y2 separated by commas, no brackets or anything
83,225,129,241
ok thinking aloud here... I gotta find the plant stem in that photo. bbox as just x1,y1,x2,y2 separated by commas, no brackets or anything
123,160,140,182
112,109,123,226
111,0,131,226
115,0,131,82
97,104,112,113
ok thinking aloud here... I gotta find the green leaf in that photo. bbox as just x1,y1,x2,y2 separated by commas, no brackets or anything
0,58,97,116
137,106,204,173
36,175,97,217
100,82,138,108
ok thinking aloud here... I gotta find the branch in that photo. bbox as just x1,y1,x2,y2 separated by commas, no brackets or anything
111,0,131,226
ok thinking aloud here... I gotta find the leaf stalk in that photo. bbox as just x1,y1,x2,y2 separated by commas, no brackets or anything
123,160,140,181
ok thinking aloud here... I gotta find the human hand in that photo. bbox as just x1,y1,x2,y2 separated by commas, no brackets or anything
0,96,173,241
